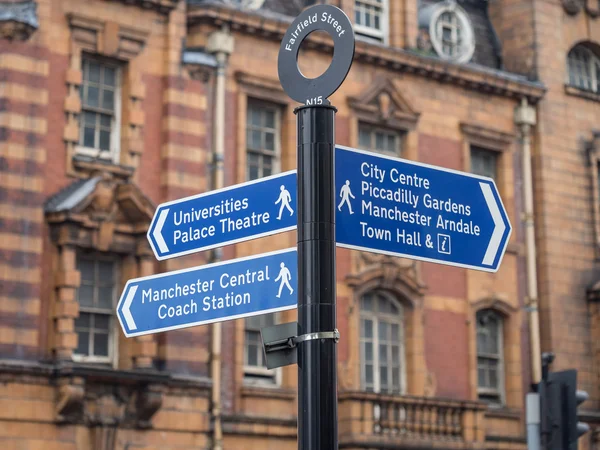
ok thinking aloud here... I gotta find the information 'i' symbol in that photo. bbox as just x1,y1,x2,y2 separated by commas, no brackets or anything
338,180,355,214
275,185,294,220
275,262,294,298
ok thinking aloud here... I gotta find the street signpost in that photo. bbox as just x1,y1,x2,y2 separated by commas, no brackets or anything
335,145,512,272
147,171,297,261
117,248,297,338
115,3,515,450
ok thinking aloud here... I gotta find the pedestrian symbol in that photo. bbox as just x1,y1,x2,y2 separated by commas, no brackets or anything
275,184,294,220
275,262,294,298
338,180,355,214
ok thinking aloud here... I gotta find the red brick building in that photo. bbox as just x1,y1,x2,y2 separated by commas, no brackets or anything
0,0,598,449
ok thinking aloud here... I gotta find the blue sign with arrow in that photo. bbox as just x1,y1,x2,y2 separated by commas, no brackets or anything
147,171,297,261
335,146,511,272
117,248,297,337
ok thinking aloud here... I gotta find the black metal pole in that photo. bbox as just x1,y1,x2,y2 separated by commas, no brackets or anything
295,104,338,450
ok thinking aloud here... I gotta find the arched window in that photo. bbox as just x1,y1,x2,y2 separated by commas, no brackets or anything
360,292,405,394
567,45,600,93
476,309,504,404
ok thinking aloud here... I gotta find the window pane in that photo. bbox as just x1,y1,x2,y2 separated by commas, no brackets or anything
359,128,370,149
86,86,99,108
379,321,388,340
93,332,109,356
249,130,261,150
79,258,94,281
360,294,373,311
364,342,373,362
88,61,101,83
98,261,114,283
379,344,387,363
102,89,114,111
78,285,94,307
75,312,91,329
83,127,95,148
365,364,373,385
391,345,400,364
375,131,384,150
104,66,116,87
75,331,89,355
380,366,388,386
264,132,275,151
392,367,400,390
83,111,97,126
249,107,261,127
264,109,275,128
99,130,110,151
489,364,498,389
94,315,110,331
362,319,373,338
478,363,486,387
98,287,113,309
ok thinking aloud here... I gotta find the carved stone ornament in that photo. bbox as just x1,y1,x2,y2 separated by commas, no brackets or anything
346,251,427,303
55,377,165,430
348,77,421,131
0,1,38,41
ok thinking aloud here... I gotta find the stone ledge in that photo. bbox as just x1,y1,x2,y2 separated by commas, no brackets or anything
240,383,296,401
565,84,600,102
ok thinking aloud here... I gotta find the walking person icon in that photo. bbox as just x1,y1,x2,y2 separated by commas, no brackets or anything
338,180,355,214
275,185,294,220
275,262,294,298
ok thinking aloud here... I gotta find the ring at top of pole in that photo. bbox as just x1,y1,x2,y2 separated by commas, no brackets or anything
278,4,355,105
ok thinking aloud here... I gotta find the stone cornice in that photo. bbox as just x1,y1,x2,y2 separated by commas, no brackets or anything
187,4,546,104
106,0,179,15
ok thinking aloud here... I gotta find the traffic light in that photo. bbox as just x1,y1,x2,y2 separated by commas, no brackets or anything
541,367,590,450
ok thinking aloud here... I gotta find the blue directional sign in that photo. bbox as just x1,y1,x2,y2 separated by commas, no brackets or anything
148,171,297,261
335,146,511,272
117,248,297,337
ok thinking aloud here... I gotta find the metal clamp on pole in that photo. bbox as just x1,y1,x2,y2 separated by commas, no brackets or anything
294,329,340,345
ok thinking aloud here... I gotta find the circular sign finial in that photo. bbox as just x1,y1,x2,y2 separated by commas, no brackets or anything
278,4,355,105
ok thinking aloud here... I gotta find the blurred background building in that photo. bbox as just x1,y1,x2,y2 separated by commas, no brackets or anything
0,0,598,449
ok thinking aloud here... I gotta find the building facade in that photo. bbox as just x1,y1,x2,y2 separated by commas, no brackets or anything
0,0,597,449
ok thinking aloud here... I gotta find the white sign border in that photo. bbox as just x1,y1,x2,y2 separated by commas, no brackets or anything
147,170,298,261
117,247,298,338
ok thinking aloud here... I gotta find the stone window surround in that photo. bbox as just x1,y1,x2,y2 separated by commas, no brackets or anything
346,255,427,396
475,308,505,405
461,122,514,194
65,12,148,178
566,44,600,94
348,76,421,162
469,298,519,409
46,176,156,369
354,0,389,44
359,290,407,394
587,132,600,256
422,0,475,64
234,72,292,184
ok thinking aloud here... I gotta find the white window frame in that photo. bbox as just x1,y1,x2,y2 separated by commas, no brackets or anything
476,309,505,405
429,2,475,63
72,253,119,367
243,312,281,386
354,0,388,44
567,45,600,93
359,292,406,395
75,56,122,164
358,122,402,156
246,98,281,181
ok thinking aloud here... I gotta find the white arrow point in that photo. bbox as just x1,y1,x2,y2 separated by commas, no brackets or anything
153,208,170,254
480,182,506,266
122,285,138,331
